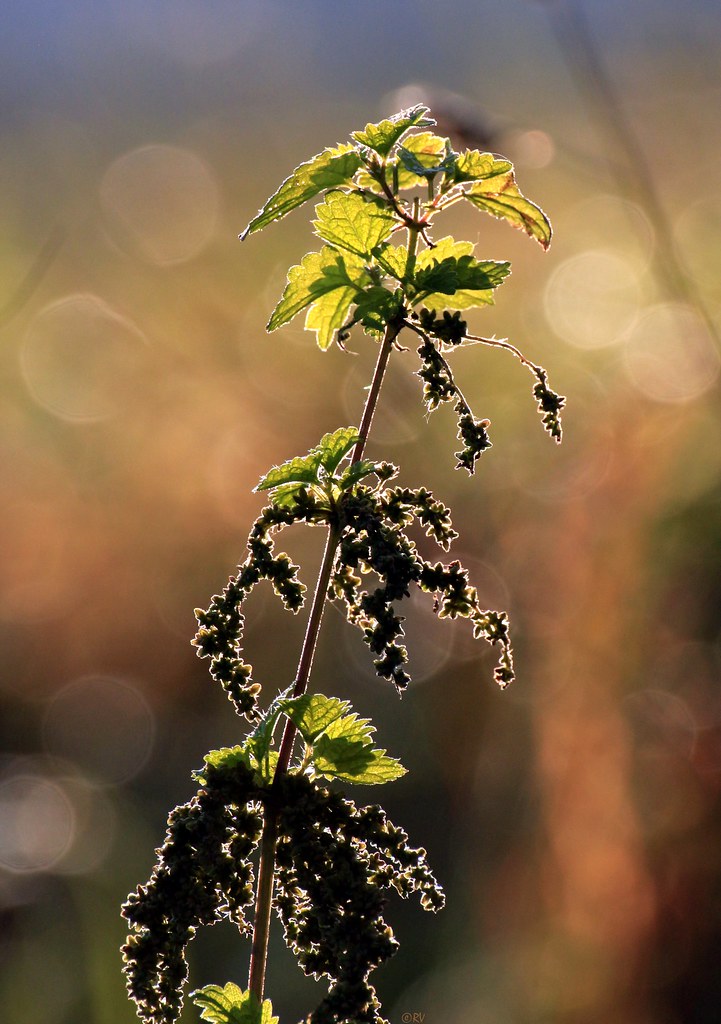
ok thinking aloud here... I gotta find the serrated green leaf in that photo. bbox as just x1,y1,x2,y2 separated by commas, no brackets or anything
413,254,511,309
394,132,450,188
281,692,351,742
372,243,408,281
313,191,397,259
463,172,552,250
338,459,382,490
241,144,361,238
242,686,295,781
268,244,368,331
195,745,252,783
192,982,278,1024
352,105,434,157
305,285,358,350
278,692,406,784
313,732,406,785
451,150,513,184
415,236,474,268
313,426,360,474
255,454,323,492
263,482,308,509
397,139,454,182
353,285,402,333
257,429,359,503
268,246,369,334
324,709,376,747
413,259,460,297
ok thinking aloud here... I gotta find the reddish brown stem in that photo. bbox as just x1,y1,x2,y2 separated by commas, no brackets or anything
247,319,401,1003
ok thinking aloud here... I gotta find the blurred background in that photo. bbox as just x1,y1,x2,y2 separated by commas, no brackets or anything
2,1,721,1021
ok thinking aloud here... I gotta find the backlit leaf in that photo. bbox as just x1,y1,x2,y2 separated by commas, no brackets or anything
372,243,409,281
305,285,358,350
192,983,278,1024
313,191,397,258
313,733,406,785
451,150,513,184
352,105,434,157
338,459,382,490
461,163,552,249
241,145,361,238
413,254,511,309
195,746,251,783
313,426,360,474
416,236,473,266
281,692,350,742
353,285,402,334
397,136,454,183
268,246,369,333
255,454,323,492
280,692,406,784
395,131,451,188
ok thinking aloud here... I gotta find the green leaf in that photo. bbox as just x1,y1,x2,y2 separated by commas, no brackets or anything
451,150,513,184
261,482,309,510
242,686,295,780
397,136,454,183
281,692,350,742
460,161,552,250
413,254,512,309
305,285,358,350
321,707,375,747
255,454,323,492
256,428,359,501
415,236,473,267
195,746,252,782
313,731,406,785
192,983,278,1024
352,105,434,157
337,459,382,490
372,243,408,281
313,191,397,259
414,238,510,309
314,426,360,474
353,285,402,334
241,144,361,238
279,692,406,784
394,131,450,187
268,246,369,335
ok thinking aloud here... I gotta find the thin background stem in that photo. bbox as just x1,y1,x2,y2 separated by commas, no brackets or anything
544,0,719,347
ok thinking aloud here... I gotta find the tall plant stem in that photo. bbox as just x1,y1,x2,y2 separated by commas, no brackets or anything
247,318,402,1002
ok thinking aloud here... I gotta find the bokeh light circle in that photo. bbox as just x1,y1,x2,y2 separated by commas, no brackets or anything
21,293,148,422
623,303,720,404
544,249,641,350
42,676,155,785
674,194,721,293
0,772,75,873
100,144,220,264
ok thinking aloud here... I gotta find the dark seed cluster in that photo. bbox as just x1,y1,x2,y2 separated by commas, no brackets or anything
416,335,457,411
121,759,262,1024
331,484,515,690
417,307,467,346
274,772,444,1024
453,402,493,474
193,503,314,719
533,369,566,443
122,760,442,1024
412,320,493,476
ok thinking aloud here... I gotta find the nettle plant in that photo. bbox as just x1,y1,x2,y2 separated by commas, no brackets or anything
122,106,563,1024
